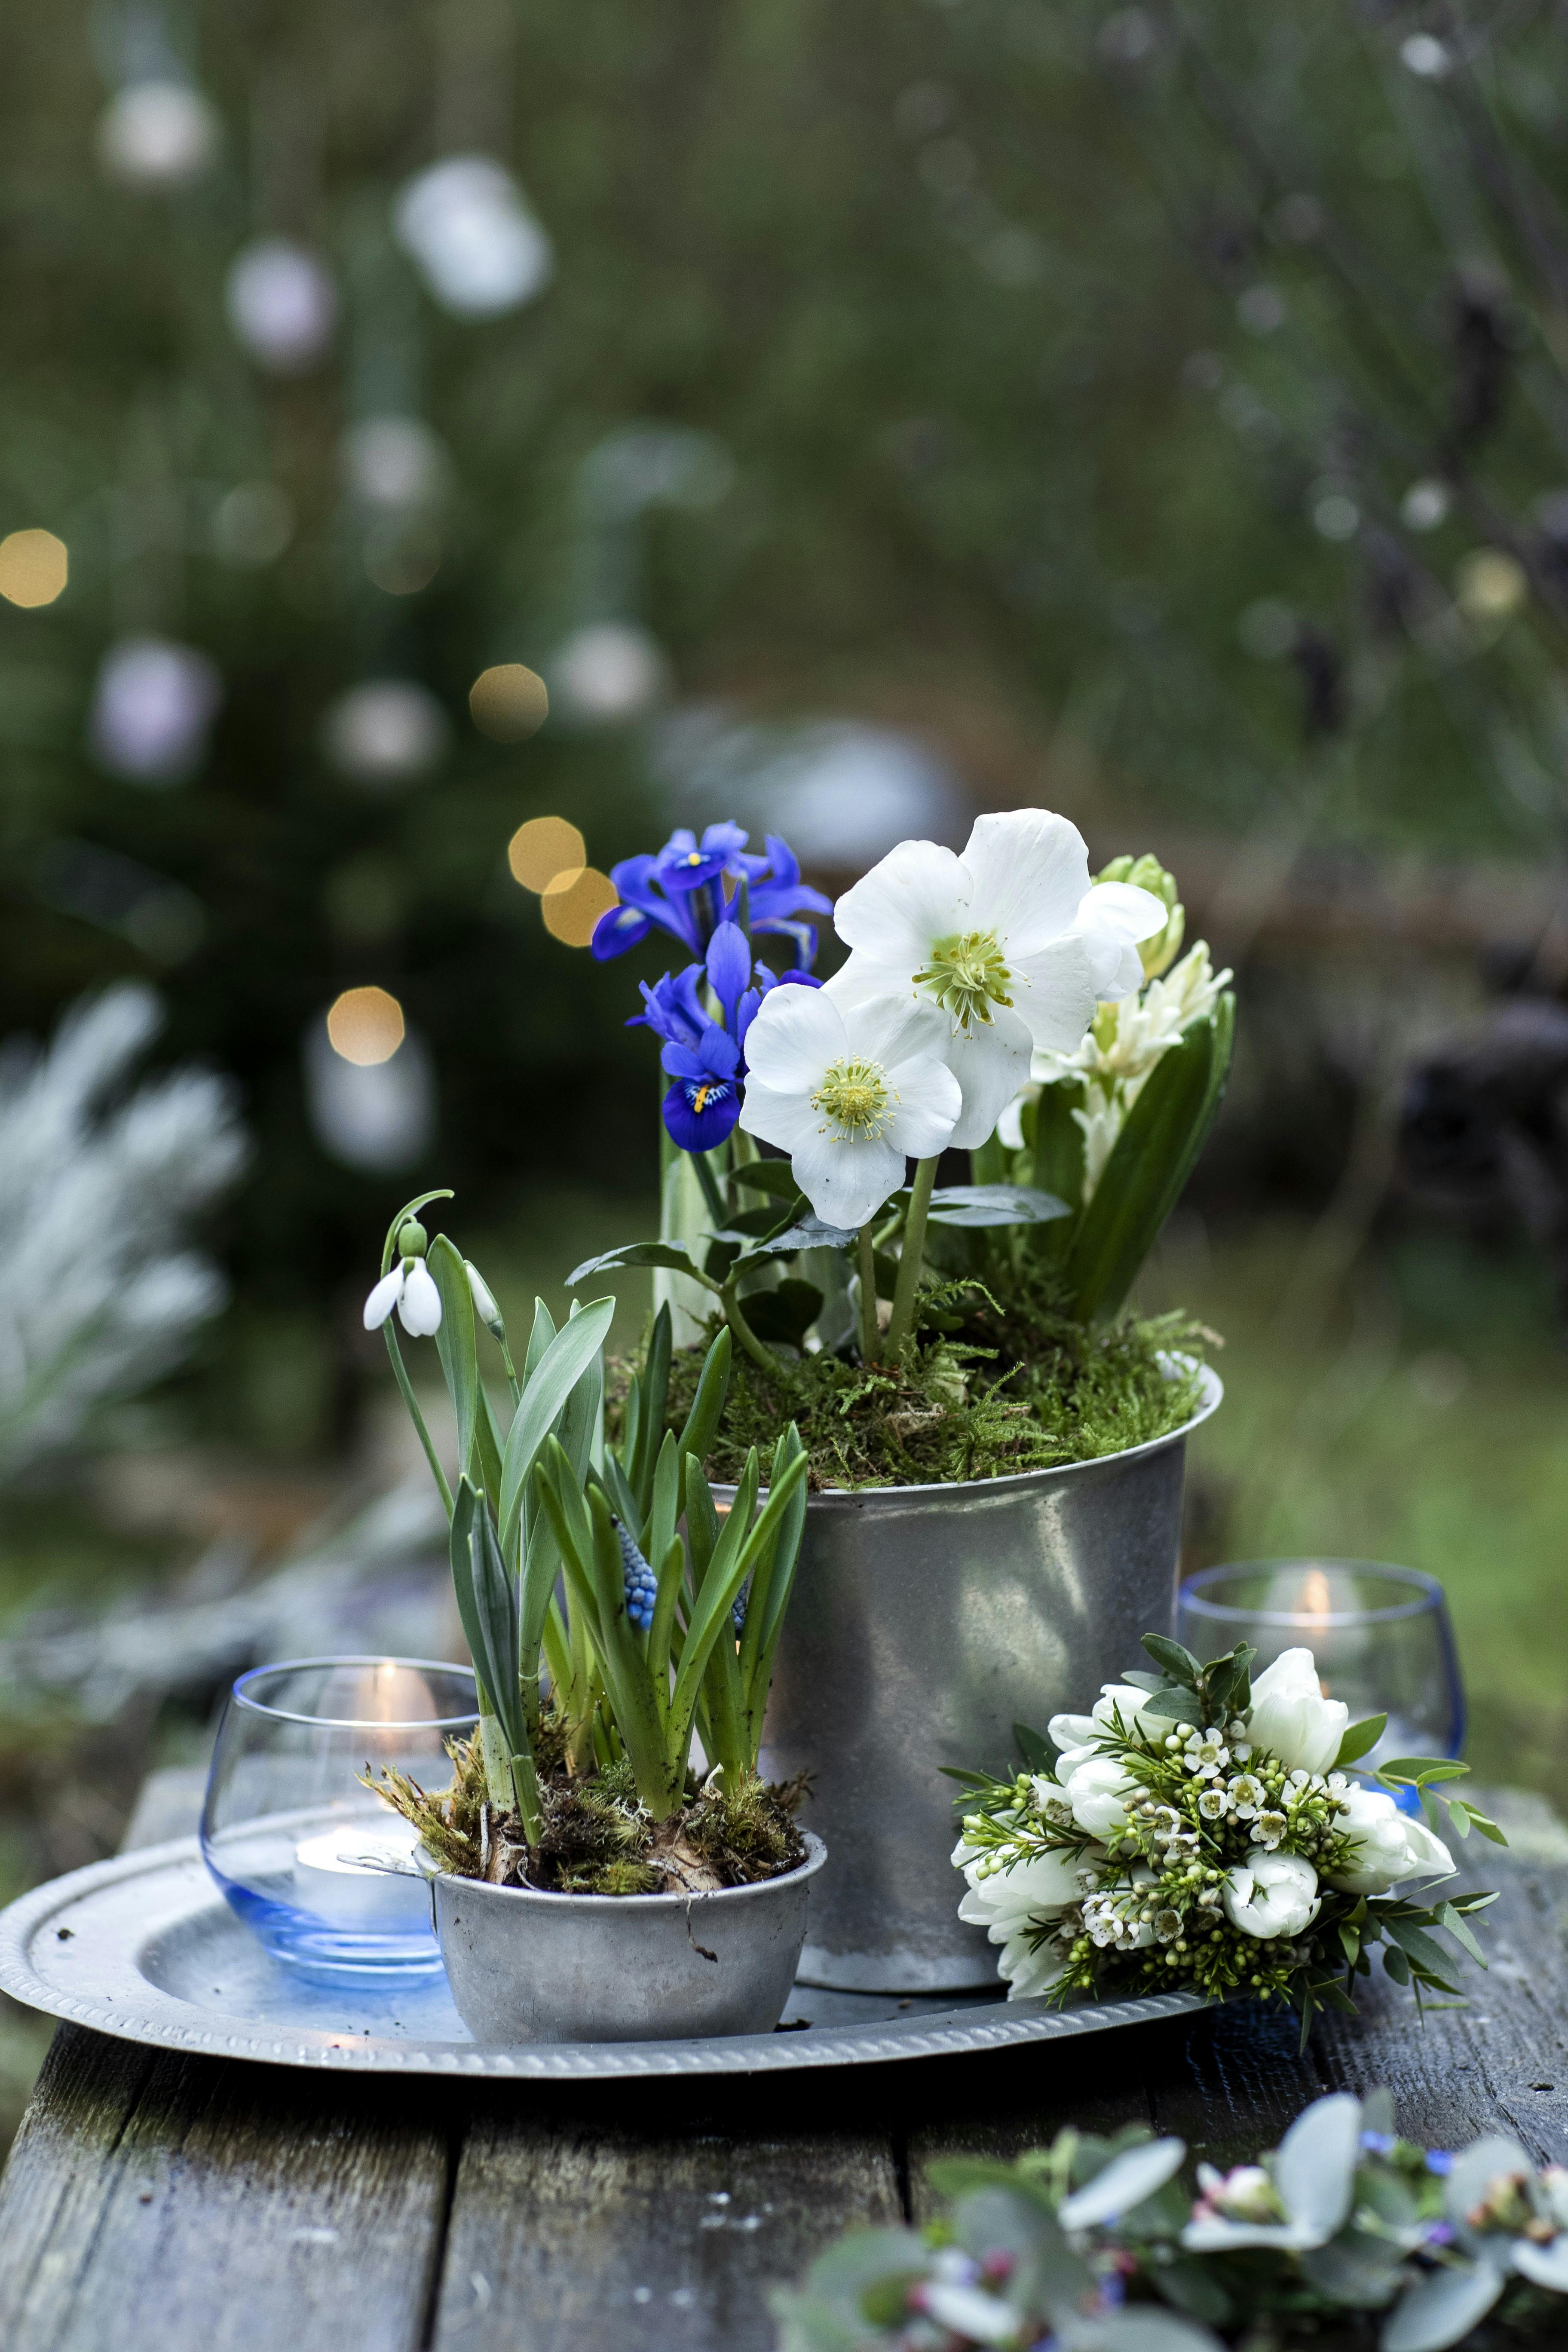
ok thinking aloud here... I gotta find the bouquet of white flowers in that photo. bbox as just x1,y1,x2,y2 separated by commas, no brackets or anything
951,1634,1503,2045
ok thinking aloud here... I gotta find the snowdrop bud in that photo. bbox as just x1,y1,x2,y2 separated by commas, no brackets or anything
465,1260,504,1335
1244,1648,1349,1776
1222,1849,1320,1940
398,1219,428,1258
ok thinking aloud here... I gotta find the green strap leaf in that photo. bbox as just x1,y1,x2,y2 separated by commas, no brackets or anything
629,1305,672,1510
498,1296,616,1554
429,1234,483,1481
1061,995,1235,1324
675,1327,733,1467
448,1479,526,1760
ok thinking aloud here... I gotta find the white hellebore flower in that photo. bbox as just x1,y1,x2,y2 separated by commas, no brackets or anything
1063,1753,1139,1840
363,1252,442,1338
825,809,1166,1150
737,986,961,1231
952,1837,1080,1999
1323,1783,1455,1897
1222,1847,1320,1940
1245,1647,1350,1776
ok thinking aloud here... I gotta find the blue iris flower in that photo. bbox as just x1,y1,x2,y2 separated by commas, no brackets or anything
591,822,831,968
661,1022,743,1153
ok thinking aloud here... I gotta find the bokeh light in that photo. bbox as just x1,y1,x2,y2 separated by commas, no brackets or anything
508,815,586,892
325,985,406,1065
470,663,549,741
0,530,68,609
1455,548,1527,622
541,867,618,946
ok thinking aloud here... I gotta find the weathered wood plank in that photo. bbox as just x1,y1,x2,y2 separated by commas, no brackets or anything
432,2106,900,2352
0,2029,455,2351
1312,1848,1568,2164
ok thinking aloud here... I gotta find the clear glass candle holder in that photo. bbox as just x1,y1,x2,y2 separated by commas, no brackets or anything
200,1657,478,1981
1176,1560,1464,1801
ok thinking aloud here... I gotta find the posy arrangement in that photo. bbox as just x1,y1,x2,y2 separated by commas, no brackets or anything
773,2090,1568,2352
951,1635,1502,2045
570,808,1235,1488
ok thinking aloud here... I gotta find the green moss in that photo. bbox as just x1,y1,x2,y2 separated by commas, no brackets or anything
686,1767,805,1881
658,1273,1214,1489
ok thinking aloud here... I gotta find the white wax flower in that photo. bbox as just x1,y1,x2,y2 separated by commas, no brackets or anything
952,1838,1078,1999
1323,1785,1456,1896
1222,1848,1321,1940
363,1255,442,1337
824,809,1164,1151
1063,1753,1139,1840
737,987,961,1231
1245,1648,1350,1776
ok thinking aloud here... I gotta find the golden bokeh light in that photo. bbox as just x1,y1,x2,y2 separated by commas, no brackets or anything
326,985,406,1066
1455,547,1527,622
470,663,549,741
542,867,619,946
0,530,68,610
508,815,586,893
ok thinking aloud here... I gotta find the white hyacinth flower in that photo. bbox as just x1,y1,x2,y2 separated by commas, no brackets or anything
824,809,1165,1151
737,987,961,1231
363,1253,442,1337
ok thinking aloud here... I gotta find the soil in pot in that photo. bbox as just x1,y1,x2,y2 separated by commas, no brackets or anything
651,1283,1217,1490
368,1719,807,1896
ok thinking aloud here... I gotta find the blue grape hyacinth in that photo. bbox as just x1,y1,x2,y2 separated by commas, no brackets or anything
617,1522,658,1631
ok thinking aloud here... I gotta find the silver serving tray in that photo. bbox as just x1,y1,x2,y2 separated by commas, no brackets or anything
0,1838,1204,2079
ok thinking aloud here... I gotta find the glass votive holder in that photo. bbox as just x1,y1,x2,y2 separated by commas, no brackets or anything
1176,1560,1464,1798
200,1656,478,1981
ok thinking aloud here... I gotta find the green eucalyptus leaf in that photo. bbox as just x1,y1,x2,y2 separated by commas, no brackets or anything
1141,1634,1203,1687
925,1182,1070,1228
1335,1715,1388,1768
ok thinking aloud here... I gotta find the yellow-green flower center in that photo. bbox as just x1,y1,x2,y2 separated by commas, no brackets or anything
912,928,1012,1029
812,1056,892,1139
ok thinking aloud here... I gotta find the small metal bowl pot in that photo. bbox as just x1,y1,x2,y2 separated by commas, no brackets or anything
432,1834,827,2045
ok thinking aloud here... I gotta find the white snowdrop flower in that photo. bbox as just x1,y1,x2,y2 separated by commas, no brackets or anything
1228,1773,1266,1819
1197,1786,1230,1821
363,1252,442,1337
1253,1810,1288,1851
738,986,961,1231
825,808,1164,1150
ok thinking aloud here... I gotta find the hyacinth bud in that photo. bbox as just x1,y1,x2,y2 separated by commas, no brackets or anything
465,1259,504,1336
398,1218,428,1259
1096,852,1185,979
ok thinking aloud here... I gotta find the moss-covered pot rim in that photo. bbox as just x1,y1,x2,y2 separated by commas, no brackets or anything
717,1356,1222,1513
429,1830,827,1911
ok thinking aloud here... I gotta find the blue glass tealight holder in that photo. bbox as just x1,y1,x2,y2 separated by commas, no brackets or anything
200,1657,478,1981
1176,1560,1465,1812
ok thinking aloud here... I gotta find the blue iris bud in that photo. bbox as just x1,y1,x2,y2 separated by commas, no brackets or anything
616,1523,659,1631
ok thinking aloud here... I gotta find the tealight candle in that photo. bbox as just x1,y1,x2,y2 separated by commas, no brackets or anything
293,1816,429,1928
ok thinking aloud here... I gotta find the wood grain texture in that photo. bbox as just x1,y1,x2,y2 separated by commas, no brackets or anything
431,2110,900,2352
0,2032,454,2352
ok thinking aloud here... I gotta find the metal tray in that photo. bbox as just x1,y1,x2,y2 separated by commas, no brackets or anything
0,1838,1204,2079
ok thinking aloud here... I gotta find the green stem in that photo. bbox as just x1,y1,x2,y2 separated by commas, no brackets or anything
689,1147,729,1228
886,1156,939,1355
720,1282,777,1374
857,1225,881,1366
382,1326,453,1516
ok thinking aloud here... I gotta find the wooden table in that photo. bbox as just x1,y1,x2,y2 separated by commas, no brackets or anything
0,1777,1563,2351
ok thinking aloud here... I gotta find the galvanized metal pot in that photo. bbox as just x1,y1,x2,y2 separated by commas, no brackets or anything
760,1367,1222,1994
432,1833,826,2045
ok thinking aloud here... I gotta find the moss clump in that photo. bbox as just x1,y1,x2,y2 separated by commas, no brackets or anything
655,1276,1214,1490
368,1724,805,1895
